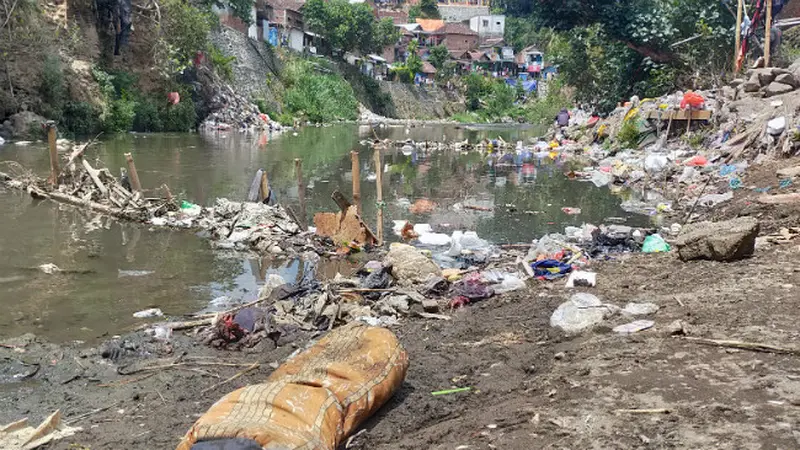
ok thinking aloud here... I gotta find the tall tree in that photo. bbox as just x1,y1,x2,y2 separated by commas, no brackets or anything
428,44,450,70
304,0,377,54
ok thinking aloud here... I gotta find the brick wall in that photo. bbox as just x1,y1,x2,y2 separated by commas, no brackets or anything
443,33,478,55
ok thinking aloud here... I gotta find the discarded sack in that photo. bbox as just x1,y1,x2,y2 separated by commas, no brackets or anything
176,323,409,450
531,259,572,280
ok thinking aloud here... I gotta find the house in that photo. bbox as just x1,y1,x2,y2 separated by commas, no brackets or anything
418,61,437,82
264,0,306,52
516,45,544,78
213,4,258,39
468,15,504,37
436,0,490,22
438,22,478,57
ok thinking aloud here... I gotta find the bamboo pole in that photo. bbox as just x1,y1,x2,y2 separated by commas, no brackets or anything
259,170,269,203
351,151,361,215
124,153,142,192
766,0,773,66
47,123,59,184
373,148,383,245
295,158,306,229
735,0,743,72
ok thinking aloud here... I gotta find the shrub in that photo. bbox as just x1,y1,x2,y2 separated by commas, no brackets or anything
282,58,358,123
160,96,197,131
63,102,102,135
617,116,641,149
133,98,163,132
39,55,66,120
207,44,236,83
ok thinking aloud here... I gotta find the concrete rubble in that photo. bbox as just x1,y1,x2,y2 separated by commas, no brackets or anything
674,217,760,262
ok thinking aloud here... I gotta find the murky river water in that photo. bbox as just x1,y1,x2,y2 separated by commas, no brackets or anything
0,124,648,342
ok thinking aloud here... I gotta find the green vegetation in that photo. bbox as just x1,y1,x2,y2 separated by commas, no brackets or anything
409,0,440,21
501,0,733,113
304,0,399,55
617,116,641,149
156,0,216,74
39,55,67,122
281,58,358,123
391,40,423,83
207,44,237,82
428,45,450,71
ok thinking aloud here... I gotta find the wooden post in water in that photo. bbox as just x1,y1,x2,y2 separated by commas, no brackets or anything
373,148,383,245
734,0,743,72
124,153,142,192
765,0,773,66
351,151,361,215
295,158,306,229
259,170,270,203
46,123,59,185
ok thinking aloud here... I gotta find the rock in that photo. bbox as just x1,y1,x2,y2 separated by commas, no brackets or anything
133,308,164,318
674,217,759,262
729,78,746,87
422,298,440,313
767,116,786,135
622,302,660,316
9,111,46,138
777,165,800,178
383,295,410,314
613,320,655,334
550,293,610,334
776,73,799,88
722,85,736,100
665,320,687,336
764,82,794,97
385,243,441,283
742,78,761,93
269,245,283,254
751,68,776,86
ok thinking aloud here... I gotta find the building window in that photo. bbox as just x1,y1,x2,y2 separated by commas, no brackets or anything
496,22,501,26
482,20,488,27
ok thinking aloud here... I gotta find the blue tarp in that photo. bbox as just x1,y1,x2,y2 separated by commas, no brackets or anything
505,79,538,93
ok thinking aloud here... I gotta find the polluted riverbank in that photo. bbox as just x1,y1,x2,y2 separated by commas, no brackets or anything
5,89,800,448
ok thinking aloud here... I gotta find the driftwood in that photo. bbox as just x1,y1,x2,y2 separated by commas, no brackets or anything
685,337,800,355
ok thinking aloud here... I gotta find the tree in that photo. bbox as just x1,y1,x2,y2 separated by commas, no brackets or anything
408,4,421,22
406,39,423,75
304,0,377,54
419,0,440,19
428,44,450,70
372,17,401,53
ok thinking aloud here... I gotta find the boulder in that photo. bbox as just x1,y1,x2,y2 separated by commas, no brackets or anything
550,293,610,334
776,73,799,88
729,78,746,87
385,243,441,283
674,217,759,262
9,111,46,138
789,57,800,80
764,82,794,97
742,78,761,93
750,68,775,86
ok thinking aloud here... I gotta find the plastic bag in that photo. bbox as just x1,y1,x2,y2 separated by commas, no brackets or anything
642,234,671,253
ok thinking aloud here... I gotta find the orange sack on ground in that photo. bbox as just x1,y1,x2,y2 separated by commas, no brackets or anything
176,323,409,450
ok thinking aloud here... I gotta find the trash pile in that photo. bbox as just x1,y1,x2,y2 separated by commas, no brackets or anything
0,144,320,257
150,198,315,255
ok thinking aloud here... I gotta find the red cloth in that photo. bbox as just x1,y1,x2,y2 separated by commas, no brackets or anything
680,92,704,109
684,155,708,167
167,92,180,105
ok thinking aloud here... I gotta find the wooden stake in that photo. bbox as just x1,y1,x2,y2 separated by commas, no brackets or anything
373,148,383,245
734,0,743,72
686,106,692,134
766,0,773,66
124,153,142,192
295,158,306,229
351,151,361,215
259,170,269,203
47,123,59,185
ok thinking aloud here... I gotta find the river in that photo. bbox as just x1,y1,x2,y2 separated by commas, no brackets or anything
0,124,648,342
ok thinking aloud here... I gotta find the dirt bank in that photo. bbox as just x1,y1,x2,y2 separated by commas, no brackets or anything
4,180,800,450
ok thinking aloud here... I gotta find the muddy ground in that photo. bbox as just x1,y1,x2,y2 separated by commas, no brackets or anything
4,161,800,449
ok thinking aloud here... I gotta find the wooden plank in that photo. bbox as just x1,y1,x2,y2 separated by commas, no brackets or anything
81,159,109,196
646,109,712,121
